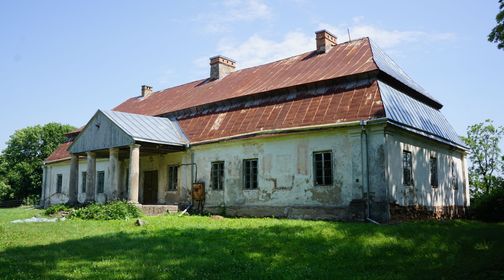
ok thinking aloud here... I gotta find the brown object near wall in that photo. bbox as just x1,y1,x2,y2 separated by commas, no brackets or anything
192,183,205,202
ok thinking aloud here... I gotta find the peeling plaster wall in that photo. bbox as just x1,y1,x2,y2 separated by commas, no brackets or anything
128,151,191,205
44,159,109,205
189,127,380,219
42,125,392,221
364,125,389,222
385,126,468,208
43,161,71,205
44,153,192,206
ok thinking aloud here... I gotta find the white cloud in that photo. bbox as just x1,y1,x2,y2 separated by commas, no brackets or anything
215,32,313,68
192,17,456,71
318,21,455,49
223,0,271,21
200,0,272,33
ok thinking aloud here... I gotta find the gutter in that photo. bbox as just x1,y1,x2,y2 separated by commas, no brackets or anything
190,118,388,147
43,157,72,164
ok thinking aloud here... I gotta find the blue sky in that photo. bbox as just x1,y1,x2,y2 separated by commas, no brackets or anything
0,0,503,150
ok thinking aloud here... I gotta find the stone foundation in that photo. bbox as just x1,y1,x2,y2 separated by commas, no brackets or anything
204,205,355,221
389,203,466,222
140,204,178,216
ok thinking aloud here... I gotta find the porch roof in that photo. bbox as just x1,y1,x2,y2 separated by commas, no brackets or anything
68,110,189,154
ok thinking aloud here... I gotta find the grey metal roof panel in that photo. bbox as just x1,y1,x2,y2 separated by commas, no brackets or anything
370,39,442,107
102,110,189,146
378,81,466,148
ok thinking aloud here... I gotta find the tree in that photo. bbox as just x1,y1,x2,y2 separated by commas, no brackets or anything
488,0,504,50
0,123,75,200
462,120,504,195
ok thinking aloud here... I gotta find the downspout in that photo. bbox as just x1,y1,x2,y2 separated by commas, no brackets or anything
360,120,380,225
178,147,197,214
190,148,195,184
384,132,391,222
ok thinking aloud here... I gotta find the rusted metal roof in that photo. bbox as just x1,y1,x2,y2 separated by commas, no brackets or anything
113,38,378,116
45,141,72,163
179,81,384,142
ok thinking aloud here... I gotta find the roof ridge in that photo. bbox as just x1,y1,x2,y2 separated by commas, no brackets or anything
148,38,370,97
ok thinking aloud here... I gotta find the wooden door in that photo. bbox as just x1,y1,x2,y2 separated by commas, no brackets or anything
143,171,158,204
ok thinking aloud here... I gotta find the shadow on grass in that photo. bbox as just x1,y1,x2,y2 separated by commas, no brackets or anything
1,220,503,279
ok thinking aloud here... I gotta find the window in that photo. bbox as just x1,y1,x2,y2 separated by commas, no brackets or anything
125,168,129,195
81,172,87,193
451,161,458,190
211,161,225,190
168,166,178,191
56,174,63,193
430,157,438,187
243,159,258,189
313,151,333,186
403,151,413,186
97,171,105,194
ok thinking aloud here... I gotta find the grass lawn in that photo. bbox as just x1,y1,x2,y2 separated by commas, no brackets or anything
0,207,503,279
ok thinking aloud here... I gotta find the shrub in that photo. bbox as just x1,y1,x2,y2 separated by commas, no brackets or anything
70,201,141,220
22,195,40,206
45,204,73,216
471,188,504,222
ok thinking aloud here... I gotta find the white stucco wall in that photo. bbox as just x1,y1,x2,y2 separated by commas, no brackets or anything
43,159,110,205
386,127,469,208
190,127,375,210
42,126,384,215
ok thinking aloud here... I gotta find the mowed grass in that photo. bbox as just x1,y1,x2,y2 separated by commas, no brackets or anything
0,208,503,280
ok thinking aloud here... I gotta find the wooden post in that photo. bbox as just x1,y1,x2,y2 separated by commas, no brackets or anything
128,144,141,204
85,152,96,203
68,154,79,204
109,148,120,200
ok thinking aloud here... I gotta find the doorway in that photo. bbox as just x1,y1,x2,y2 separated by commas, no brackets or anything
143,170,158,204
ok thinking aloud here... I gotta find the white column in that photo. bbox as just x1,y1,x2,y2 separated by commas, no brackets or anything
108,148,120,200
86,152,96,203
68,154,79,204
128,144,141,204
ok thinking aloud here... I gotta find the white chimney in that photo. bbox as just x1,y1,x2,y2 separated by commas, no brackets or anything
141,85,153,98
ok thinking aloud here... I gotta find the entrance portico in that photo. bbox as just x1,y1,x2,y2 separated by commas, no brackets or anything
68,110,188,204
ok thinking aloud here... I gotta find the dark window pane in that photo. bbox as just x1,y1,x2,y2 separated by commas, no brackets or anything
81,172,87,193
56,174,63,193
97,171,105,193
430,157,438,187
211,162,225,190
314,151,333,186
403,151,413,186
168,166,178,191
243,159,258,189
125,169,129,194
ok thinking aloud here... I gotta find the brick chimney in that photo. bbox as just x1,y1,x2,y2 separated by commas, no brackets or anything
141,85,153,98
210,55,236,80
315,30,337,53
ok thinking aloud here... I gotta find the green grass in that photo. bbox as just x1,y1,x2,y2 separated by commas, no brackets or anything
0,208,503,279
